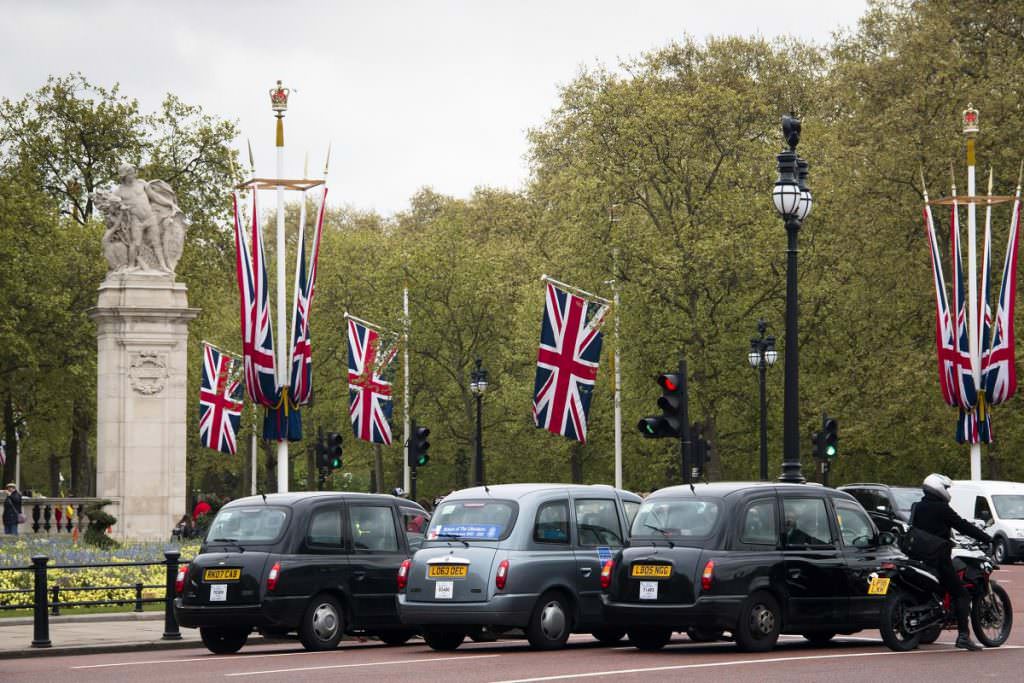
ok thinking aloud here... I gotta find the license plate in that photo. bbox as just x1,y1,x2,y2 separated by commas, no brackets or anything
203,568,241,581
428,564,468,578
435,581,454,599
209,584,228,601
631,564,671,579
639,581,659,600
868,577,890,595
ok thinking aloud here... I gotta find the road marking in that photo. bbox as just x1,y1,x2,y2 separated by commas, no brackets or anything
226,653,500,676
490,645,1024,682
72,648,341,669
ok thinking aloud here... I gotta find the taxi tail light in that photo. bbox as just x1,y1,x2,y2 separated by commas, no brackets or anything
397,559,411,591
267,562,281,592
495,559,510,590
600,560,615,590
174,565,188,594
880,561,896,570
701,560,715,592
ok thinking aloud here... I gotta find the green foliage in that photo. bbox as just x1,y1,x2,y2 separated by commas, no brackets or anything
82,499,118,549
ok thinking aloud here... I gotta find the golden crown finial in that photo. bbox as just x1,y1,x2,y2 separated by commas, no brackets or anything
963,103,979,137
270,80,290,116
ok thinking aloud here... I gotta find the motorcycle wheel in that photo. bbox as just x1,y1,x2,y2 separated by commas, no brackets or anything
917,625,942,644
972,582,1013,647
879,591,921,652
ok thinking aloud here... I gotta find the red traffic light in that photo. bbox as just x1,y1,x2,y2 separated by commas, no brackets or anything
658,374,682,392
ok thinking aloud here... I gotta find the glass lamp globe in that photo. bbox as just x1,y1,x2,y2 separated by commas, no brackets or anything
773,181,801,218
748,349,761,368
765,349,778,367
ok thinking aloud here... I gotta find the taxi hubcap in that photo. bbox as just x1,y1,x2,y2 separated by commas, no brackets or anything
312,603,339,640
540,601,567,640
751,604,775,636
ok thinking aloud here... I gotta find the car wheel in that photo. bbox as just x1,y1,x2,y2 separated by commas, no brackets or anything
298,593,344,651
993,537,1008,564
423,628,465,651
199,626,249,654
801,631,836,646
628,627,673,651
686,627,723,643
879,590,921,652
591,627,627,644
734,591,781,652
378,630,416,646
526,591,572,650
972,582,1013,647
917,625,942,644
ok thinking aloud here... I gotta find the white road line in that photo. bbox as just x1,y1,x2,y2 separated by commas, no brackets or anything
71,648,337,670
226,653,500,677
490,644,1024,682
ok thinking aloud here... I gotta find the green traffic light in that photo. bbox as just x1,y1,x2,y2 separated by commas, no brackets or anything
417,454,429,466
330,457,342,468
825,445,836,457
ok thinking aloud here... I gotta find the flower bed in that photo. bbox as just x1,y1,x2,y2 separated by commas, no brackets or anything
0,537,199,609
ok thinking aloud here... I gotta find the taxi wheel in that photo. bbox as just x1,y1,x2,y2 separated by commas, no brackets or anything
423,628,466,651
526,591,572,650
591,627,627,644
734,591,781,652
199,627,249,654
299,593,345,651
627,627,673,651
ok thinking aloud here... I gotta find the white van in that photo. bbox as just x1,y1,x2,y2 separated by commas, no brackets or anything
950,480,1024,564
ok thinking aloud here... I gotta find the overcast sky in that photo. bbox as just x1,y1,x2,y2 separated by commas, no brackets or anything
2,1,866,217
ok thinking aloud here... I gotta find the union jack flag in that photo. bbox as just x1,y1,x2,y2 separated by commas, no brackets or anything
923,204,959,407
532,282,609,443
198,343,244,455
348,318,398,444
950,200,978,410
0,440,5,466
289,187,327,406
233,192,279,408
983,198,1021,406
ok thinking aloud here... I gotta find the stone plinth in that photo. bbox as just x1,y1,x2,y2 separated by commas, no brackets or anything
89,272,199,540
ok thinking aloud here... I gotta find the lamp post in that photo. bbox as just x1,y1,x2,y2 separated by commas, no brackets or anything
469,358,488,487
748,320,777,481
772,115,812,484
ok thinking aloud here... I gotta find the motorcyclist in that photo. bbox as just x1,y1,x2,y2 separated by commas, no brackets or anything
911,473,992,651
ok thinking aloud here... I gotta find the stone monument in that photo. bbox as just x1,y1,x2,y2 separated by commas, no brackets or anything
89,164,199,540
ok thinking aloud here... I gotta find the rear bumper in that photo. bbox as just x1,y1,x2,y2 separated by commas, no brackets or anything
601,594,744,631
397,593,536,628
174,595,306,630
1005,537,1024,560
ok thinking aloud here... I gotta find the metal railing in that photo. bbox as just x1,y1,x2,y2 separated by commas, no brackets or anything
0,551,185,647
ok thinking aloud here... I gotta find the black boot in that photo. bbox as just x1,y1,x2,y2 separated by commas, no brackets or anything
955,632,983,651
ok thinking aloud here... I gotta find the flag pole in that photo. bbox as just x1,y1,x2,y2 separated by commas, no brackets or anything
251,413,258,496
964,107,982,480
403,280,411,495
272,80,290,493
612,252,622,490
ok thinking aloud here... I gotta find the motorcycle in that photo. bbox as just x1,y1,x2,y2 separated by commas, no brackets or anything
877,539,1013,651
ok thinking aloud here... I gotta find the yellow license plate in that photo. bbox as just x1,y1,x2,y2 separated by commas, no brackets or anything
203,568,241,581
867,577,890,595
631,564,671,579
428,565,468,578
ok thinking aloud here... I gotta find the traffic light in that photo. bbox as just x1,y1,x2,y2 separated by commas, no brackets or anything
408,420,430,468
811,430,824,460
326,432,343,470
822,416,838,459
691,423,711,479
637,373,685,438
315,435,330,469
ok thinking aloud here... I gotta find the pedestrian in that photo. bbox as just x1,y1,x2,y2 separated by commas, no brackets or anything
193,496,211,522
3,482,23,535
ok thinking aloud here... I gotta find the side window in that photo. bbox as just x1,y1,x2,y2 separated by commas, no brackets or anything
533,500,570,544
782,498,835,547
623,501,641,530
306,507,343,550
574,499,623,548
401,507,430,551
834,502,875,546
350,505,399,552
975,496,993,521
870,490,891,513
739,499,778,546
845,489,874,511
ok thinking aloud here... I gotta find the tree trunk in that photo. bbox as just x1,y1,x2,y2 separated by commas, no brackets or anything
2,396,16,486
49,452,60,496
374,443,384,494
570,442,584,484
69,400,92,496
264,441,276,493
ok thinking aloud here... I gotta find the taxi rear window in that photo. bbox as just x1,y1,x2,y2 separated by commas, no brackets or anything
630,499,720,543
426,500,518,541
206,506,289,544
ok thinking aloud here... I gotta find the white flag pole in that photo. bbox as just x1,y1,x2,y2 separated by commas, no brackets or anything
272,81,289,493
403,282,411,495
965,111,982,480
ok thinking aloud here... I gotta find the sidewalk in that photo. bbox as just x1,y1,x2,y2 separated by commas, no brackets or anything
0,612,206,658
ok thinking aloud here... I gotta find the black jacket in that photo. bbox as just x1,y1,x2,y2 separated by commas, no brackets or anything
2,490,22,525
912,492,990,544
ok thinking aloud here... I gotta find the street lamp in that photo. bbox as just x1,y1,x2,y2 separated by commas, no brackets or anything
773,114,810,483
748,321,777,481
469,358,488,487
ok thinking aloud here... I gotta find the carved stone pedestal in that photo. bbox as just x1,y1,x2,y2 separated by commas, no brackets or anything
89,272,199,540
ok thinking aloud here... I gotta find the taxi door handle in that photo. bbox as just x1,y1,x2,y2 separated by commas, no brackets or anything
579,567,592,577
352,571,367,581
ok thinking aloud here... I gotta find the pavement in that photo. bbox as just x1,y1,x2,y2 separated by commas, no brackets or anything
0,612,206,658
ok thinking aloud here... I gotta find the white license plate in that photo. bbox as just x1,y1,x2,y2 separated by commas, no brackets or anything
210,584,228,602
639,581,658,600
435,581,454,599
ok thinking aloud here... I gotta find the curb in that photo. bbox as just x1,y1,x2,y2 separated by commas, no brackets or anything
0,636,203,660
1,612,163,626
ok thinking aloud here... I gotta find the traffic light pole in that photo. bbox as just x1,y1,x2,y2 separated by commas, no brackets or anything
678,356,692,486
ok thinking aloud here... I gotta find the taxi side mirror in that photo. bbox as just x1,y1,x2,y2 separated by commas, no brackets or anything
876,531,897,547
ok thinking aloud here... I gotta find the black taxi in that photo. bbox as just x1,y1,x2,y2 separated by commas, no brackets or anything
601,482,901,651
174,492,429,653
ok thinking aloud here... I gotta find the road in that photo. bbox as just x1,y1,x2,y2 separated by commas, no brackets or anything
7,563,1023,682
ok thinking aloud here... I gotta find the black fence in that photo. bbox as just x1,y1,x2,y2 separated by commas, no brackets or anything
0,551,186,647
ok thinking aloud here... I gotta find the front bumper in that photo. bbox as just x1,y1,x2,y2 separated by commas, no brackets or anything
174,595,306,630
397,592,536,628
601,594,744,631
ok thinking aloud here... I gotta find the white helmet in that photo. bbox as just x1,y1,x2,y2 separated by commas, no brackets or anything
923,473,953,502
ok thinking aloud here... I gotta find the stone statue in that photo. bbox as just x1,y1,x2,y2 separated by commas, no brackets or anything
94,164,187,274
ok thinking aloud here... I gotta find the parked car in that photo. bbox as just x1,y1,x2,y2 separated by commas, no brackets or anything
175,492,429,653
396,483,643,651
601,482,902,652
949,479,1024,564
838,483,923,533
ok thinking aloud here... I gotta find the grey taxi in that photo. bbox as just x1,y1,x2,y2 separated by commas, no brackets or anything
396,483,642,650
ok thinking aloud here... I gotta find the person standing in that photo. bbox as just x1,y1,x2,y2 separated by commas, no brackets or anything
3,482,23,535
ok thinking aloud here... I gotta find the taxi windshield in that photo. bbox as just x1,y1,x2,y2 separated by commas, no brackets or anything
630,499,720,542
426,500,517,541
206,506,289,544
891,488,924,515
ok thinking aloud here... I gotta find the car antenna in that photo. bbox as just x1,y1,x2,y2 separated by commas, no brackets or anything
484,485,491,494
260,490,267,504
